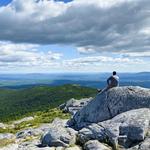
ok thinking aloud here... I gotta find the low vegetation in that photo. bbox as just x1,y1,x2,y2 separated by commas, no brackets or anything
0,139,16,148
0,108,70,134
0,84,96,122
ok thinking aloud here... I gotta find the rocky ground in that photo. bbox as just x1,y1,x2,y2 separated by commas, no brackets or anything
0,86,150,150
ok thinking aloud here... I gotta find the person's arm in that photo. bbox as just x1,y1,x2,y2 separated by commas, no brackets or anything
107,76,111,85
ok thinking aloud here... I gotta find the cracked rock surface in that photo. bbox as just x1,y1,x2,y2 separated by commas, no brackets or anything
78,108,150,149
71,86,150,129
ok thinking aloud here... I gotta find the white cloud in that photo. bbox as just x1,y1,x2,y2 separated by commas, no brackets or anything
64,55,143,64
122,52,150,57
73,0,132,8
0,42,63,67
0,0,149,55
62,55,144,71
60,55,148,72
77,46,97,54
0,42,147,72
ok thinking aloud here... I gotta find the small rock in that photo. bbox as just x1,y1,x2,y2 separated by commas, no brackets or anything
13,117,34,125
139,137,150,150
36,123,53,134
0,144,18,150
126,145,139,150
56,147,65,150
16,128,41,139
65,145,81,150
84,140,111,150
0,133,15,140
52,118,68,127
0,123,6,129
17,140,55,150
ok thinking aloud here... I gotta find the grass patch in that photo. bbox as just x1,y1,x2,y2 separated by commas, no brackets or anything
0,108,71,134
0,139,15,148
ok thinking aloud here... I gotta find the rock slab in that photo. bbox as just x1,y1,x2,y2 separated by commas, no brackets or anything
78,108,150,149
41,119,77,147
72,86,150,129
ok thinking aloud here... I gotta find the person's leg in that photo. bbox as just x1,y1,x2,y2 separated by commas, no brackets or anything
99,85,110,93
98,84,115,94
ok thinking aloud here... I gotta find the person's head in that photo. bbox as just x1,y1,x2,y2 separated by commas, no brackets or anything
113,71,117,75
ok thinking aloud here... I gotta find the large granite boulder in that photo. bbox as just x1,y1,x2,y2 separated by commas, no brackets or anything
60,98,92,115
41,118,77,147
41,126,77,147
78,108,150,149
71,86,150,129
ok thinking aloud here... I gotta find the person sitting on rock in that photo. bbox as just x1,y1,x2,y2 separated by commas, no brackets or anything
106,71,119,89
98,71,119,92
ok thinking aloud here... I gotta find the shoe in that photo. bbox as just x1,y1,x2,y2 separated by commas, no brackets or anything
97,89,102,92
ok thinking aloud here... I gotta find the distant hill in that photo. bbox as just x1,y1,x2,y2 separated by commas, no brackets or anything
0,84,97,122
0,72,150,89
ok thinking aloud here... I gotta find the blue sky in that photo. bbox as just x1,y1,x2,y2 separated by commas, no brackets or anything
0,0,12,6
0,0,73,6
0,0,149,73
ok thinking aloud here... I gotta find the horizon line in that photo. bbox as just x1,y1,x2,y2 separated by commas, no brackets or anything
0,71,149,74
